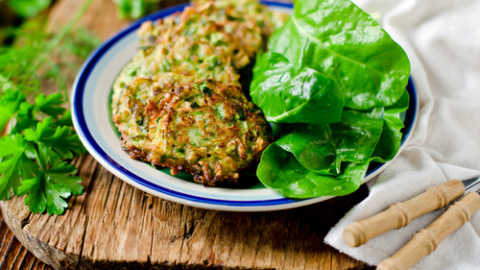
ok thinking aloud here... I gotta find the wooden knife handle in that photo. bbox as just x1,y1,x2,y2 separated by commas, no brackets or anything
343,179,465,247
377,192,480,270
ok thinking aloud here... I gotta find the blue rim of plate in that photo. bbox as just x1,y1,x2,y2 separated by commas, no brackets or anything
72,1,418,209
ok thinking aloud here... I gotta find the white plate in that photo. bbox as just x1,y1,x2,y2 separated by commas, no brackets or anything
71,2,419,212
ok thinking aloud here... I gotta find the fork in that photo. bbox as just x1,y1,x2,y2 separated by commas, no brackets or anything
342,178,480,270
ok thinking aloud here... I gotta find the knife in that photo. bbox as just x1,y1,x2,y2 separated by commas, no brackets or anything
343,177,480,247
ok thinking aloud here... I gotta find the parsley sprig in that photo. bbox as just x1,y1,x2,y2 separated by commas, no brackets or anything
0,90,86,214
0,0,98,215
0,93,84,214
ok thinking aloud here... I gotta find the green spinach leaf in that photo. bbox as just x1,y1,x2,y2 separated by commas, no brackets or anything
251,52,344,124
274,124,338,174
252,0,410,112
252,0,411,198
258,142,369,198
257,109,387,198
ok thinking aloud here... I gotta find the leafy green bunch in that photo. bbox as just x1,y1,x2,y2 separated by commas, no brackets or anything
1,0,52,18
0,0,99,214
114,0,163,19
0,90,84,215
251,0,411,198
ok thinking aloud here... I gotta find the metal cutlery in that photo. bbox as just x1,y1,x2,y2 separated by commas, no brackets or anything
342,177,480,270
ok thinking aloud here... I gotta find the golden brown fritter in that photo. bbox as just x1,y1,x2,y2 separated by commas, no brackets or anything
112,0,286,185
113,74,271,185
112,0,287,109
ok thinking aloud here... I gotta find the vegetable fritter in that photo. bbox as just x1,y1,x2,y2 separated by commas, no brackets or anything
113,74,271,185
112,0,285,185
112,0,286,109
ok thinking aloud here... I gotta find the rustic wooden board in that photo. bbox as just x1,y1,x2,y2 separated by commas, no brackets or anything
0,213,52,270
0,0,375,269
1,154,375,270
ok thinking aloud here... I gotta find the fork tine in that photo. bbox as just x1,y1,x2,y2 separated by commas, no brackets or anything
462,176,480,192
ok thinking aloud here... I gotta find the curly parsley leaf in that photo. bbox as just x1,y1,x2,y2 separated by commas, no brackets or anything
0,134,37,200
0,104,86,214
46,162,83,196
10,93,70,134
44,182,71,215
56,110,73,127
11,102,37,133
0,88,25,132
34,93,67,118
24,117,85,161
17,174,46,213
17,162,83,215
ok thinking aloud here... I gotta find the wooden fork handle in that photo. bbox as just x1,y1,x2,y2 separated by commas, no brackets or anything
377,191,480,270
343,179,465,247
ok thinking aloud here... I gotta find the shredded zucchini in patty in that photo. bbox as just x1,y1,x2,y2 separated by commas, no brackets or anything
112,0,286,185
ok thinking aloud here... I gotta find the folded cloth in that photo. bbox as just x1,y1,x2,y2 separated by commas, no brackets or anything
324,0,480,269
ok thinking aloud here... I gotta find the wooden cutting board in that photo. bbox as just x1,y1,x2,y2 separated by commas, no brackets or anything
0,0,373,269
1,154,373,270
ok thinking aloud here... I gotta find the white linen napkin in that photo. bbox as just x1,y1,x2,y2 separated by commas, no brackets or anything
324,0,480,269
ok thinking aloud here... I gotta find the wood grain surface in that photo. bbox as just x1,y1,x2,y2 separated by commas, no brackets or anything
0,0,375,269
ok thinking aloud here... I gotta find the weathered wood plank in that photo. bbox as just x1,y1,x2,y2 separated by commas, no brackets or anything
0,214,52,270
2,156,374,270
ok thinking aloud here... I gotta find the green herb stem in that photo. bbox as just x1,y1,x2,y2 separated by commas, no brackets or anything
29,0,95,88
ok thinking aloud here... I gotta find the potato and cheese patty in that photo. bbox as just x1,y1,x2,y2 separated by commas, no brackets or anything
112,0,285,185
